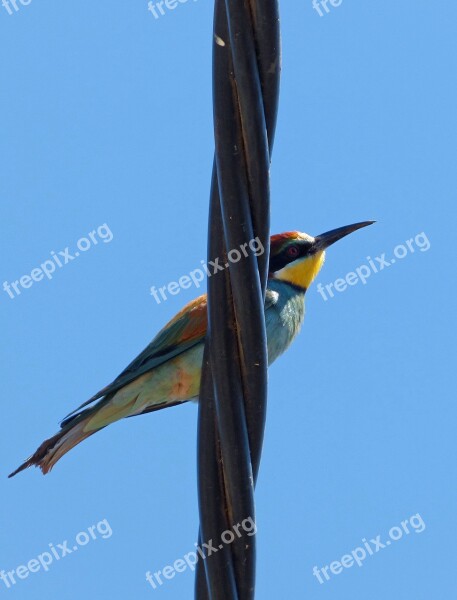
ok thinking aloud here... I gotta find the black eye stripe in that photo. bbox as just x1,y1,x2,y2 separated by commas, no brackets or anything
269,242,313,272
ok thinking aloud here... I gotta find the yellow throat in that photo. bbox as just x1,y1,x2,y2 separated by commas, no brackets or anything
274,250,326,290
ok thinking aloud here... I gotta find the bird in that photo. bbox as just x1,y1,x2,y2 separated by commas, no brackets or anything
9,221,374,477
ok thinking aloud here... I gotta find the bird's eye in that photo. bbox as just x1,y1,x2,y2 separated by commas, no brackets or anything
286,245,299,259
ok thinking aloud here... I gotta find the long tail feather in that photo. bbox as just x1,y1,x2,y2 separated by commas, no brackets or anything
8,416,98,477
9,382,189,478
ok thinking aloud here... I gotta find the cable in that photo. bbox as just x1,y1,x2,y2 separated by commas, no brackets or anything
196,2,281,598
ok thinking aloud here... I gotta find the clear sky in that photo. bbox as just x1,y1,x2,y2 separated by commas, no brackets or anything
1,1,455,599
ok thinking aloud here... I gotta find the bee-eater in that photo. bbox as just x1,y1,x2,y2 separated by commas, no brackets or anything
9,221,373,477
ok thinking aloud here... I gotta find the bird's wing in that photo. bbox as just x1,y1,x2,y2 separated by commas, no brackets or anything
61,294,208,424
113,289,277,386
120,293,208,375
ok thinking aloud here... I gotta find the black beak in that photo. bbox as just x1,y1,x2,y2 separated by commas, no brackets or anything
313,221,375,252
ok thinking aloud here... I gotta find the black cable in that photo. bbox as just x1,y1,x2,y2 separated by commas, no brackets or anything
196,2,280,598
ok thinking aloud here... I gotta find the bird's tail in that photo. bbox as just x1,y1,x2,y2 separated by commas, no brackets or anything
8,387,184,477
8,412,99,478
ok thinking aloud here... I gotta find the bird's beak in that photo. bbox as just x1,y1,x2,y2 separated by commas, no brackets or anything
313,221,375,252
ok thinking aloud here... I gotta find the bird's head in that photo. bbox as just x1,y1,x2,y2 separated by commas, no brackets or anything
269,221,374,291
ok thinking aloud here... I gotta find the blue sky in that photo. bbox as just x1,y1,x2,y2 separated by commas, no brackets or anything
0,1,455,598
